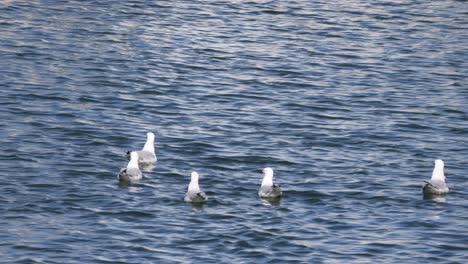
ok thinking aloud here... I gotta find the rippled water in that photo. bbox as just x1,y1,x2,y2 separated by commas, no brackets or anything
1,1,467,263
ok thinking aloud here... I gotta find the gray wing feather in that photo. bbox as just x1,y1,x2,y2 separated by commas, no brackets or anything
423,179,448,195
118,168,142,182
126,150,156,164
258,185,282,198
185,191,208,203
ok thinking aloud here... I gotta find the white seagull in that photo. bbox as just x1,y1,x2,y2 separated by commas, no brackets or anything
118,151,143,183
258,167,282,198
184,171,208,203
422,159,449,196
127,132,157,165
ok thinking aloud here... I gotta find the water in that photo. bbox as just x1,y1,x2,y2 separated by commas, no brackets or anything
1,1,467,263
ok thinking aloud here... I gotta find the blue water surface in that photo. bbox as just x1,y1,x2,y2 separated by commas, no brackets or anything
1,1,467,263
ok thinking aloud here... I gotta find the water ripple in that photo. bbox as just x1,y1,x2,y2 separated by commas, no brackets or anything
1,0,467,263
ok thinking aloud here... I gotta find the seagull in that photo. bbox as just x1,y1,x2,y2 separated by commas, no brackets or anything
422,159,449,196
127,132,157,165
258,167,282,198
118,151,142,183
184,171,208,203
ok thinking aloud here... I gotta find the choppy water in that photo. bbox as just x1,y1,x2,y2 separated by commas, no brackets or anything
1,1,467,263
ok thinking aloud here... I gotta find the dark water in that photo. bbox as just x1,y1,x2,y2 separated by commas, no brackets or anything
1,1,467,263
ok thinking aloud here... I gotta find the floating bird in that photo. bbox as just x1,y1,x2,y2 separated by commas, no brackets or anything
258,167,282,198
422,159,449,196
127,132,157,165
184,171,208,203
118,151,142,183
